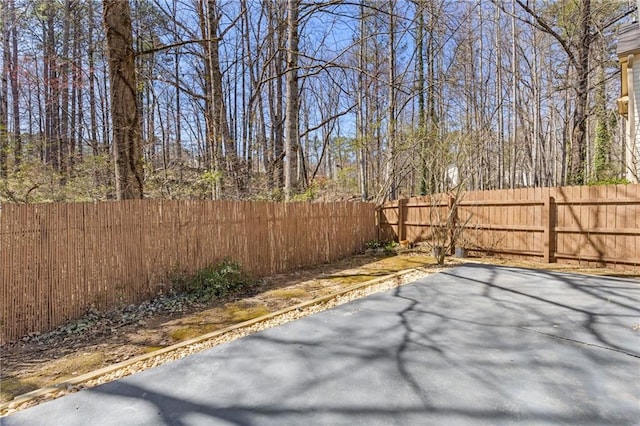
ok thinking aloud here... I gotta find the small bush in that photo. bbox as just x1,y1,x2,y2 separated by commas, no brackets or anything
587,177,630,186
383,241,399,253
186,259,255,301
365,240,383,250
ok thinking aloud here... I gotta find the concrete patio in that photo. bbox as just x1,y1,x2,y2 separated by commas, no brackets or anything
3,264,639,425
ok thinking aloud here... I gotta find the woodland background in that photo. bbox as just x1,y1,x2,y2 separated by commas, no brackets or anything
0,0,637,204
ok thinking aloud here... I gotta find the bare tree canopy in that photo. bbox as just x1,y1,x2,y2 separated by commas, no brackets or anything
0,0,636,203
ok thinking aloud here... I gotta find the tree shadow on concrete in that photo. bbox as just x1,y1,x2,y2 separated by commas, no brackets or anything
5,263,639,425
439,264,640,357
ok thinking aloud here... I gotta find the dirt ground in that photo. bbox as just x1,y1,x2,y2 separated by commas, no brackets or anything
1,250,638,410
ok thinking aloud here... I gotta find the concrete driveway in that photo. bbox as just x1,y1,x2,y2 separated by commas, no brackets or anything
3,264,639,425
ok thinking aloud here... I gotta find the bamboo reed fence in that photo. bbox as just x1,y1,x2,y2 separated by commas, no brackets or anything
0,200,376,343
380,184,640,269
4,184,637,343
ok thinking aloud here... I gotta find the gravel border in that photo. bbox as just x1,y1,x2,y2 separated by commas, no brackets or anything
1,266,441,417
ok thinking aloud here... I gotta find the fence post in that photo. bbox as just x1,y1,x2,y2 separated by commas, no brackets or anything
543,195,556,263
448,195,457,255
397,198,408,242
375,206,381,242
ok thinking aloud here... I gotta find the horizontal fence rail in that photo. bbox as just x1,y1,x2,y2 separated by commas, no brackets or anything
379,184,640,270
0,200,376,343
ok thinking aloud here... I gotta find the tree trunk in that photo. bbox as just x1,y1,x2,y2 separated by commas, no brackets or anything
426,0,437,194
495,4,504,189
103,0,144,199
72,2,82,163
269,1,285,192
212,1,242,194
283,0,300,199
358,0,368,201
88,0,99,157
510,0,517,188
569,0,591,185
416,2,426,195
386,0,397,200
0,0,9,177
174,50,182,164
59,0,72,182
8,0,20,170
43,3,60,168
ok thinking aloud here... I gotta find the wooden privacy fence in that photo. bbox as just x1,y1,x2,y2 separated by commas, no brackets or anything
380,184,640,269
0,200,376,343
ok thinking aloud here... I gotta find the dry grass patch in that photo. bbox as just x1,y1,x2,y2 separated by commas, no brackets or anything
0,378,40,402
325,273,384,285
142,345,166,353
224,302,271,323
1,352,107,402
326,255,435,282
263,288,308,299
169,324,218,342
39,352,107,382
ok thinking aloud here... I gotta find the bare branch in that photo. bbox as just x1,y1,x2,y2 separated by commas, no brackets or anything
492,0,577,67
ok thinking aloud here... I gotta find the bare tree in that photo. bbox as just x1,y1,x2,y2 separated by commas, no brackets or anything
104,0,144,199
0,0,8,177
506,0,635,185
1,0,637,203
8,0,20,170
283,0,300,199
